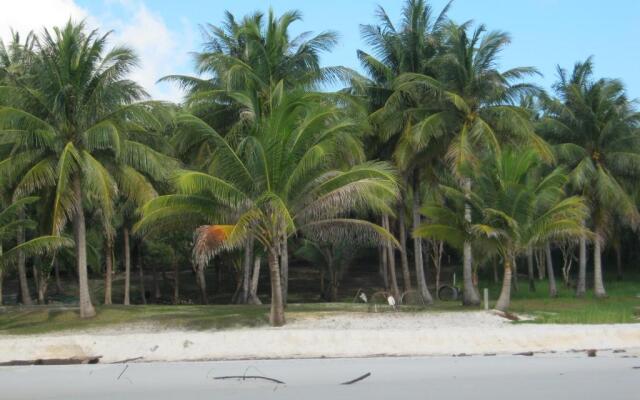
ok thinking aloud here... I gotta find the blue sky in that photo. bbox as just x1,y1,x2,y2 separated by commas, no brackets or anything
5,1,638,101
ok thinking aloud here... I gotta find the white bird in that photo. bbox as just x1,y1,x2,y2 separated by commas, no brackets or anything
387,295,396,310
359,292,368,303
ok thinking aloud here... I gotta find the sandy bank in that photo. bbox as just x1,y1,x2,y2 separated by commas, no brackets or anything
1,312,639,363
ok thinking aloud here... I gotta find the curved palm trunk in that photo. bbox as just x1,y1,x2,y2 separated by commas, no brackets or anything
545,243,558,298
411,184,433,304
195,263,208,305
527,248,536,292
383,214,400,300
16,210,32,305
495,256,513,311
398,209,412,292
249,255,262,304
242,239,253,304
72,176,96,318
104,241,113,305
123,227,131,305
593,233,607,298
280,237,289,305
379,246,389,289
267,248,285,326
576,236,587,297
462,179,480,306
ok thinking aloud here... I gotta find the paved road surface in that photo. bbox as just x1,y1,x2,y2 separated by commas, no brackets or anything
1,354,639,399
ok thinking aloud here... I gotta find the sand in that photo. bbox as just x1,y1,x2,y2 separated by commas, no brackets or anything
1,311,639,363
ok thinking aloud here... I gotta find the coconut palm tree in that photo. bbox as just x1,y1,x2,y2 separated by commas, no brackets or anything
0,196,72,304
136,87,399,326
541,58,640,297
164,9,353,304
0,21,172,317
390,21,550,305
352,0,452,303
416,150,588,310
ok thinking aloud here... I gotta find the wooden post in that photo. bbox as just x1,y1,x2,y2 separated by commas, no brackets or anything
483,288,489,310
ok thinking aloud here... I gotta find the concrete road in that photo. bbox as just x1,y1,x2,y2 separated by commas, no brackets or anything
1,354,639,399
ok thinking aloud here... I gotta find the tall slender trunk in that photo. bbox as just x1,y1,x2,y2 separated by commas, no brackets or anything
16,210,32,305
123,227,131,305
462,179,480,305
593,232,607,298
32,262,40,299
72,175,96,318
37,259,51,304
527,247,536,292
495,256,513,311
242,239,253,304
249,255,262,304
268,248,285,326
137,244,146,305
411,178,432,304
615,244,623,281
380,245,389,289
54,260,62,294
545,243,558,298
398,208,412,292
151,261,160,303
104,240,113,305
492,262,499,283
280,236,289,305
576,236,587,297
172,253,180,305
195,263,208,304
0,243,3,305
383,214,400,300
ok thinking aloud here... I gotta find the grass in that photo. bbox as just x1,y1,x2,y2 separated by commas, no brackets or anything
0,276,638,335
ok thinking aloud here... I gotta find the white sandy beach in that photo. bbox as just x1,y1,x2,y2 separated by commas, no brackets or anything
1,311,639,363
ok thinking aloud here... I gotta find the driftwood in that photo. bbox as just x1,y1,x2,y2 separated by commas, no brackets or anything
214,375,285,384
340,372,371,385
0,355,101,366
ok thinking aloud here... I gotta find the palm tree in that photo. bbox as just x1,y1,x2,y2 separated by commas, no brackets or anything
353,0,452,302
541,58,640,297
0,196,72,304
416,150,588,310
136,87,399,326
0,21,172,317
390,22,549,305
164,9,352,304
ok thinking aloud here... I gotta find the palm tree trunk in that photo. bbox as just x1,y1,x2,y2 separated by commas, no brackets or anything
545,243,558,298
0,243,3,305
411,181,433,304
398,208,412,292
32,263,40,299
104,241,113,305
593,232,607,298
172,252,179,305
267,248,285,326
615,244,623,280
495,256,513,312
280,236,289,305
137,244,146,305
195,264,208,305
54,260,62,294
383,214,400,300
249,255,262,304
527,247,536,292
123,227,131,305
576,236,587,297
16,210,32,305
380,245,389,289
151,262,160,303
462,178,480,306
242,239,253,304
72,175,96,318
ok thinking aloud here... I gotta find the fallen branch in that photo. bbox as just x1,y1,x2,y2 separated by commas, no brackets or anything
213,375,285,384
112,356,144,364
341,372,371,385
0,356,101,366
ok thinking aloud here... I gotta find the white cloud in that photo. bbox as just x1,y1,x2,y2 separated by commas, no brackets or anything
0,0,88,39
0,0,194,103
